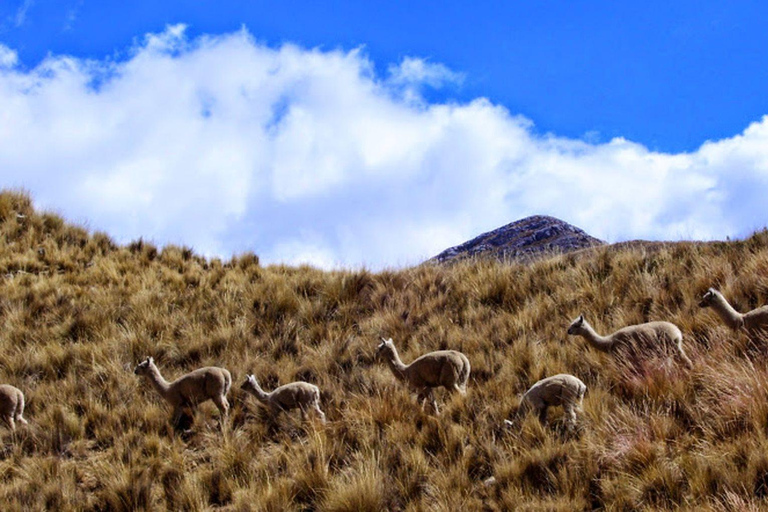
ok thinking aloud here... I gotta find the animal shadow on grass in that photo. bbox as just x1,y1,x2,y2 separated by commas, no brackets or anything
610,343,690,381
173,408,196,440
238,403,311,442
505,411,585,442
734,330,768,361
170,405,228,438
551,416,585,441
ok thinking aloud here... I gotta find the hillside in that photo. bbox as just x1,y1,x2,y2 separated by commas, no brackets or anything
430,215,604,264
2,190,768,510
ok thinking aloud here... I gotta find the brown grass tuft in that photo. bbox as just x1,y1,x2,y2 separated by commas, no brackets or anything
4,190,768,509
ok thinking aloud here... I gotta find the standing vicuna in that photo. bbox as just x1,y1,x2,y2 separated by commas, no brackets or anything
567,314,693,369
699,288,768,334
505,374,587,430
241,375,326,424
0,384,28,431
134,357,232,430
376,337,470,414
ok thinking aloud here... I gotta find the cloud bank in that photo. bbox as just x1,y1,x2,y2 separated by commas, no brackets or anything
1,26,768,269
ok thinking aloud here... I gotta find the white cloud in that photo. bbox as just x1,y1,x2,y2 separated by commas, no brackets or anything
0,44,18,68
13,0,34,27
387,56,464,88
1,26,768,269
268,235,341,270
64,0,85,32
385,57,465,106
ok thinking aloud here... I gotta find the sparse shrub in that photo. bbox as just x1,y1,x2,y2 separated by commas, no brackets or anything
234,251,260,270
128,238,158,261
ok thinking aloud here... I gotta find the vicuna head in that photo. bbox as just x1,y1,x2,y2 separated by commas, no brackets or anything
699,288,718,308
504,394,530,426
241,374,259,391
134,357,154,376
567,315,585,335
376,338,395,359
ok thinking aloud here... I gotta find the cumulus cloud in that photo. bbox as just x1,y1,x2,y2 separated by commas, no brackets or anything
387,56,464,88
0,44,18,68
1,25,767,269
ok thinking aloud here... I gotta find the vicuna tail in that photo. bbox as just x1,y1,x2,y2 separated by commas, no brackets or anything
458,357,470,393
676,335,693,369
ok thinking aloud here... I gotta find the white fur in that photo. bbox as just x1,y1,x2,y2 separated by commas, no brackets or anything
0,384,28,431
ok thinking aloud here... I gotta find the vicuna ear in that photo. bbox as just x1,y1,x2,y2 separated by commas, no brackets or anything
578,314,584,323
148,356,154,364
708,288,716,294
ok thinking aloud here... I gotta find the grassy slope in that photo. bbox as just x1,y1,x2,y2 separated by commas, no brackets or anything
2,190,768,511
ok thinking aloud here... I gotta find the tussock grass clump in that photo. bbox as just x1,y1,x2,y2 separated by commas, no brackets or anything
4,190,768,509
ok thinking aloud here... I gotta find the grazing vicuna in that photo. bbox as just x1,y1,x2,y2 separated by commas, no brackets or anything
0,384,28,431
699,288,768,333
241,375,326,424
134,357,231,429
376,337,470,414
505,374,586,430
567,314,693,369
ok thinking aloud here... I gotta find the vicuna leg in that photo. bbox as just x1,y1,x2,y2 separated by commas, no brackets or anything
418,388,438,414
15,394,27,426
314,403,327,424
269,403,284,420
212,394,229,419
427,389,439,415
536,405,548,425
171,407,186,430
677,345,693,369
4,414,15,431
417,390,428,410
564,403,578,430
173,403,197,431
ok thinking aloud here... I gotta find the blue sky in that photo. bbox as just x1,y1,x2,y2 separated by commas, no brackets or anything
1,1,768,268
4,1,768,152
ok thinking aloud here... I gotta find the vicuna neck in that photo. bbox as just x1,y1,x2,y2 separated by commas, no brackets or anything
577,322,614,352
247,381,270,402
517,399,532,418
710,293,745,330
143,364,171,398
382,346,408,381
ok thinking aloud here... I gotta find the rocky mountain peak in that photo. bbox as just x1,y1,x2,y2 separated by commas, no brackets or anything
431,215,604,264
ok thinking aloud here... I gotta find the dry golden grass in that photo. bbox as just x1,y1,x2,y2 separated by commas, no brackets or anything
3,189,768,510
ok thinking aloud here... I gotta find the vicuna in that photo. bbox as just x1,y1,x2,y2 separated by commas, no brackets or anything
241,375,326,424
376,337,470,414
0,384,28,431
567,314,693,369
134,357,232,429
